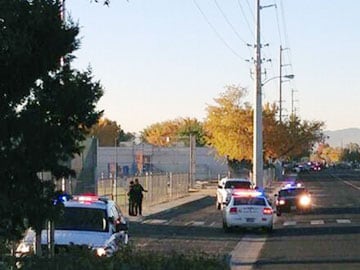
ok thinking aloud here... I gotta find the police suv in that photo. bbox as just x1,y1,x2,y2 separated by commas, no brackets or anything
16,195,129,257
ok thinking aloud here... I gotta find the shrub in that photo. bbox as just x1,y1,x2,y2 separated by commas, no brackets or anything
15,245,229,270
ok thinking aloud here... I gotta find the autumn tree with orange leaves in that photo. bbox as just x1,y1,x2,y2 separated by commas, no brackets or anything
141,118,206,147
204,85,325,170
89,118,134,146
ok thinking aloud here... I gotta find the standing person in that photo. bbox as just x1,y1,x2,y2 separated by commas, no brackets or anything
127,180,136,216
133,178,147,216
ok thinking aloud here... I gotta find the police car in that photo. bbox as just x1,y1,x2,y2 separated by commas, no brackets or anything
222,190,274,233
275,183,312,216
16,195,128,257
216,177,254,210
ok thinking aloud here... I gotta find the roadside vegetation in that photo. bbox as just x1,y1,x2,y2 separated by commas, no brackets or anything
1,245,229,270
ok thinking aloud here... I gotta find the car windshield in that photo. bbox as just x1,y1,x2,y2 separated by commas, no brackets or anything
225,181,251,189
55,207,108,232
279,188,306,197
233,197,266,206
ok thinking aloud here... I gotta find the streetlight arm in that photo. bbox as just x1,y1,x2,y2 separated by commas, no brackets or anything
261,74,294,86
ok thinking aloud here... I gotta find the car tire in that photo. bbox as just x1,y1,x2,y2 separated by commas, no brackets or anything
222,221,231,233
216,200,221,210
265,225,273,233
276,211,281,217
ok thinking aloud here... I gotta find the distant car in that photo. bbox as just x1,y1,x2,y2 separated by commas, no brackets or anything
310,162,322,171
16,195,129,258
275,184,312,216
222,189,274,233
296,163,311,173
216,178,254,210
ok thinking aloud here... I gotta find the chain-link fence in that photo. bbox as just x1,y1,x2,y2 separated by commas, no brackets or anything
97,172,189,211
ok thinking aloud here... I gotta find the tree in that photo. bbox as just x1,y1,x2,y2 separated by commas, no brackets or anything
141,117,206,147
278,114,325,160
0,0,103,244
204,85,253,164
312,143,342,164
339,143,360,163
204,86,325,172
89,118,134,146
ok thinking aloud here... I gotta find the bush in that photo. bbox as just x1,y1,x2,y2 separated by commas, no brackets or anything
14,245,230,270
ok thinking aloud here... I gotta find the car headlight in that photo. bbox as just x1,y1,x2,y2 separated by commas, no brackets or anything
16,242,32,255
96,247,106,257
276,199,285,205
299,195,311,206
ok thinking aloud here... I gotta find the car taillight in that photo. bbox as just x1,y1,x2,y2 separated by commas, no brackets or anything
263,207,273,215
229,207,237,214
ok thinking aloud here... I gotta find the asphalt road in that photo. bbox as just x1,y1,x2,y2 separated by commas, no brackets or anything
128,169,360,270
256,169,360,270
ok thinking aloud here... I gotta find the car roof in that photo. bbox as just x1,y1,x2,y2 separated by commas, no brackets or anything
279,186,307,193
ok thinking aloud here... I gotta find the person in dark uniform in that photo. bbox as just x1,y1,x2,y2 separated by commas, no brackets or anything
133,178,147,216
127,180,136,216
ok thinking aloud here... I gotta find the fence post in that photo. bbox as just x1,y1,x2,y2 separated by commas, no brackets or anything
169,172,173,199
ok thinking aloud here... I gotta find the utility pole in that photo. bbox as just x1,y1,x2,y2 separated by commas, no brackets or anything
279,45,283,123
291,88,298,116
253,0,263,188
279,46,293,123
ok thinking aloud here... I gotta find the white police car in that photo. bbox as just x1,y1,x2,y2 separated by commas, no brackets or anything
222,190,274,233
16,195,128,257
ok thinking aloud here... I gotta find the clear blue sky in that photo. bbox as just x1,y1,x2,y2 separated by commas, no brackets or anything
66,0,360,134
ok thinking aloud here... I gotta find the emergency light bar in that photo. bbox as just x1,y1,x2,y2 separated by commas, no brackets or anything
232,189,263,197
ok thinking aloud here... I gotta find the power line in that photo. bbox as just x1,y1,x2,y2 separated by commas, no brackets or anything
193,0,247,61
214,0,249,46
245,0,255,21
274,3,283,46
277,0,297,93
237,0,254,38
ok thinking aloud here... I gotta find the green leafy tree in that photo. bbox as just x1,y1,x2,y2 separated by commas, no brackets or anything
0,0,103,245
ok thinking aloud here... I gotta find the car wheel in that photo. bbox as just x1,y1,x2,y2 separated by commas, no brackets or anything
222,221,231,233
276,211,281,217
265,225,273,233
216,200,221,210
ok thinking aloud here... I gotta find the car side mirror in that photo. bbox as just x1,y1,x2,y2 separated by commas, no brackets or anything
116,222,128,232
108,216,115,223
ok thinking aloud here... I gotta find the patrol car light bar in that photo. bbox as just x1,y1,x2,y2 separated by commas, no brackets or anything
232,190,263,197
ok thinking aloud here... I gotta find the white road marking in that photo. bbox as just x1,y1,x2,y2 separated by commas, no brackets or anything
283,221,297,226
209,222,217,227
337,219,351,224
191,221,205,226
142,219,168,224
310,220,324,225
343,181,360,191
